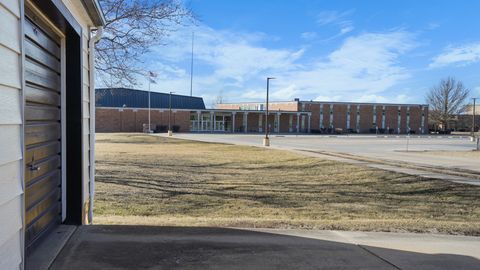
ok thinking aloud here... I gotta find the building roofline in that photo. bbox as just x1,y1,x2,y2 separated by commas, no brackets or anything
217,100,298,105
96,107,310,114
81,0,106,26
217,100,429,107
300,100,429,107
96,87,204,100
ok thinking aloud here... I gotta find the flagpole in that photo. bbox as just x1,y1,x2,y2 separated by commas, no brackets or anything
148,77,151,132
190,31,194,97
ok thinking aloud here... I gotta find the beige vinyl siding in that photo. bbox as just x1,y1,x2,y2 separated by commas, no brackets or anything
81,32,91,210
0,224,22,270
0,85,22,124
0,161,22,206
0,0,23,269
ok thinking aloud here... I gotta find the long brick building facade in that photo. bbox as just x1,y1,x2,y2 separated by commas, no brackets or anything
96,88,429,134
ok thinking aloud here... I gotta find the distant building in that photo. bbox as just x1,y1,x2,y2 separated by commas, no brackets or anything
217,100,429,134
444,103,480,132
465,104,480,115
96,88,429,134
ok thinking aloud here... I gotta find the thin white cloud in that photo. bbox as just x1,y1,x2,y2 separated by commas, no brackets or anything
429,42,480,68
316,10,355,39
355,94,410,103
272,31,417,102
301,32,317,40
140,25,416,106
426,22,440,30
317,10,354,26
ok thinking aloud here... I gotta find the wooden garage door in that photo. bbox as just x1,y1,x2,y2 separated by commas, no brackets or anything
24,6,63,251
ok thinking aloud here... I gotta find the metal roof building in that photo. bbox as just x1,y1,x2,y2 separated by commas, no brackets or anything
96,88,206,110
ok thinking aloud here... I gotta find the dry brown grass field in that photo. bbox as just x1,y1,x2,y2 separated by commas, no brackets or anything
94,133,480,235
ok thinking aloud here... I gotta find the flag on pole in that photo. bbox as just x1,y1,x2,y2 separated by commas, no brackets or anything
148,71,157,84
149,71,157,77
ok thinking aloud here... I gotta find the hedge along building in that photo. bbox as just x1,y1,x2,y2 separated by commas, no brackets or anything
97,88,428,134
0,0,104,268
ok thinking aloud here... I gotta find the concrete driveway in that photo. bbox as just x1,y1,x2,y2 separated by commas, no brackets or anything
165,134,480,185
50,226,480,270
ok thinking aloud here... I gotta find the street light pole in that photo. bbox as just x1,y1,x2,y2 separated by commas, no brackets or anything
264,77,275,146
472,97,477,138
168,91,175,136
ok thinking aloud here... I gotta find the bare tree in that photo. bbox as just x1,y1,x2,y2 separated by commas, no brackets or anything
212,90,226,108
96,0,195,87
426,77,470,131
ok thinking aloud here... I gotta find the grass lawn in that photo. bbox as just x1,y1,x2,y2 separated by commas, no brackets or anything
94,133,480,235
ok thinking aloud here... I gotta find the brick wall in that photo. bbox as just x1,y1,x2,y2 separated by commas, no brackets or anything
96,108,191,132
359,105,373,132
96,103,427,134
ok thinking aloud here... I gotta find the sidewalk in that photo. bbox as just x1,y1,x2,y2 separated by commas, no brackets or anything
50,225,480,270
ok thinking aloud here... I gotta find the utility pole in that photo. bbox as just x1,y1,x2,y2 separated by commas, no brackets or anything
263,77,275,146
168,91,175,136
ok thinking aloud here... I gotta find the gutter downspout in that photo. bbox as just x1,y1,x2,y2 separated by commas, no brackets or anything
88,26,103,224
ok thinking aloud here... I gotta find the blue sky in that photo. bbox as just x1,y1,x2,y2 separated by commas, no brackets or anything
141,0,480,107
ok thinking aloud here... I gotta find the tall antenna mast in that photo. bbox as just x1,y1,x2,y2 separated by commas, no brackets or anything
190,31,194,96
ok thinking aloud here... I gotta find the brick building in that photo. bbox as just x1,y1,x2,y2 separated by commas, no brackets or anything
96,88,429,134
217,100,429,134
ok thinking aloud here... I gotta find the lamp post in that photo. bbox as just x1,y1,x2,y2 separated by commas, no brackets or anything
472,97,479,150
472,97,477,138
263,77,275,146
168,91,175,136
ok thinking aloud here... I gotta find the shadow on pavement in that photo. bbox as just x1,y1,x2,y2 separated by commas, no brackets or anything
50,225,479,270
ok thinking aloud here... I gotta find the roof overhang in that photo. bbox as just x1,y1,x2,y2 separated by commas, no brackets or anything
81,0,106,26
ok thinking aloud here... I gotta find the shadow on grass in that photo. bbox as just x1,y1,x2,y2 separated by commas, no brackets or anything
49,225,480,270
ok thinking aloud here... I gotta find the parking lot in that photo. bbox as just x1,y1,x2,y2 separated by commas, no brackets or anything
168,134,480,184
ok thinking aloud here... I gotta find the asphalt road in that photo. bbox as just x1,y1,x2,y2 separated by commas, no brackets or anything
50,226,480,270
165,134,480,185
